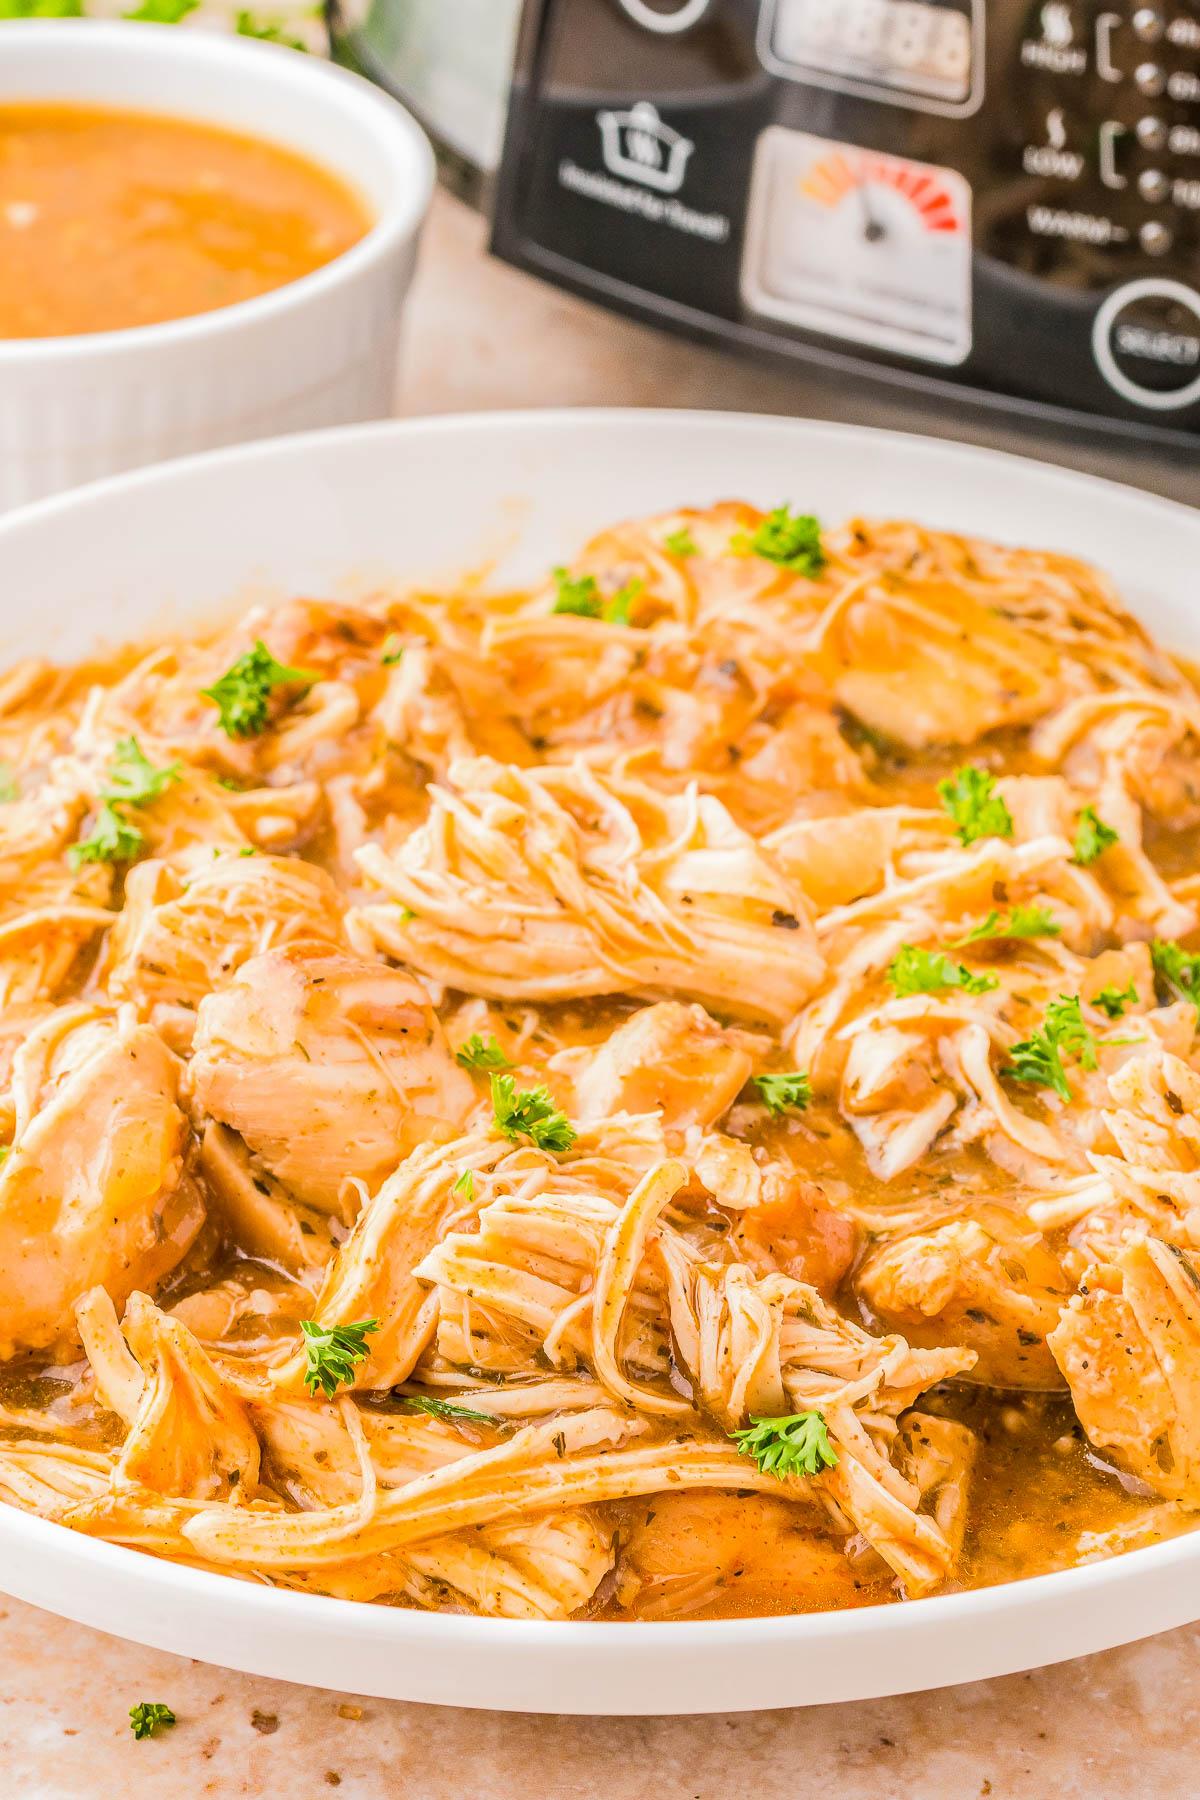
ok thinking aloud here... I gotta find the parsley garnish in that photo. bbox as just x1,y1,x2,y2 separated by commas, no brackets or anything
1094,980,1138,1019
603,578,643,627
455,1032,510,1071
1152,939,1200,1013
887,944,998,998
104,735,181,806
551,568,641,624
1072,805,1119,866
490,1073,576,1153
381,635,405,666
129,1702,176,1740
552,568,602,618
754,1071,812,1116
453,1169,475,1200
937,766,1014,846
299,1318,379,1398
732,1411,837,1480
399,1395,497,1426
664,527,697,558
201,640,317,738
0,763,17,804
955,904,1061,944
731,506,825,576
124,0,196,19
1002,995,1097,1103
68,735,180,868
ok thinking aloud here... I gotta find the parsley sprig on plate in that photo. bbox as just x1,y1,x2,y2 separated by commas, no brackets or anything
491,1072,576,1153
1152,939,1200,1013
399,1395,498,1426
1002,995,1097,1103
954,905,1060,944
201,639,317,738
69,735,180,868
299,1318,379,1399
1094,979,1138,1019
730,505,825,576
455,1032,510,1071
1071,804,1119,866
551,568,643,625
938,765,1014,846
732,1411,837,1480
887,944,998,998
754,1071,812,1116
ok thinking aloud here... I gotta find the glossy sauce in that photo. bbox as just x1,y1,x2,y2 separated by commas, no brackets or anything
0,103,370,338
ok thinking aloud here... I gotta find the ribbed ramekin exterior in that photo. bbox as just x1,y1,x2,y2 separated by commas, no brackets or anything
0,237,419,512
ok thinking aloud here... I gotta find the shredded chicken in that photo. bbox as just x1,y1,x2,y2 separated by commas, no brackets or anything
1,501,1198,1622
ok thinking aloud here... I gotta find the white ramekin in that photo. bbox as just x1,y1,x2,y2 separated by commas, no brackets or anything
0,21,435,512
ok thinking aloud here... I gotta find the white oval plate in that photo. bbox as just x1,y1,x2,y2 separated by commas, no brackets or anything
2,410,1200,1714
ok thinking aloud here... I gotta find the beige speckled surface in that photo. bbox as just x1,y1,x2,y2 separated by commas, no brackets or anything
3,187,1199,1795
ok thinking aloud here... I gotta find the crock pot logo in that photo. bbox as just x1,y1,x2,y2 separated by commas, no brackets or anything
596,102,694,193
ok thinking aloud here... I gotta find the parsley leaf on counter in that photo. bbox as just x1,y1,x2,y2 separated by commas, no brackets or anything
754,1071,812,1116
299,1318,379,1399
201,639,317,738
1072,805,1119,866
937,765,1014,846
455,1032,510,1071
1094,980,1138,1019
129,1702,176,1740
887,944,998,998
1002,995,1097,1103
1152,939,1200,1012
491,1073,577,1153
732,1411,837,1480
955,904,1060,944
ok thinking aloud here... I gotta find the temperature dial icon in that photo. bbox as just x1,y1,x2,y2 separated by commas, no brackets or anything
741,128,972,364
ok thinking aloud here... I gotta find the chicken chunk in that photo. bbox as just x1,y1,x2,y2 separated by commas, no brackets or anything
104,852,347,1013
190,943,475,1212
1048,1236,1200,1503
0,1008,202,1359
824,579,1063,749
573,1003,765,1129
857,1206,1070,1388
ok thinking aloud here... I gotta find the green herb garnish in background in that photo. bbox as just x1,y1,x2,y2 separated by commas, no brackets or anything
1151,939,1200,1013
0,763,18,804
490,1073,577,1153
235,9,307,46
551,568,603,618
69,735,179,868
1093,980,1138,1019
299,1318,379,1399
663,527,697,558
399,1395,497,1426
128,1702,176,1740
731,506,825,576
754,1071,812,1117
455,1032,510,1071
603,578,643,627
937,765,1014,846
887,944,998,998
381,635,405,666
955,904,1061,944
123,0,196,19
201,640,317,738
732,1411,837,1480
1072,805,1119,866
1002,995,1097,1103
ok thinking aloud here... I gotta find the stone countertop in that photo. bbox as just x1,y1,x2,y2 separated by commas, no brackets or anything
3,188,1199,1799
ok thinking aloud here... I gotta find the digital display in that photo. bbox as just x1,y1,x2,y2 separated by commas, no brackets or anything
766,0,973,105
